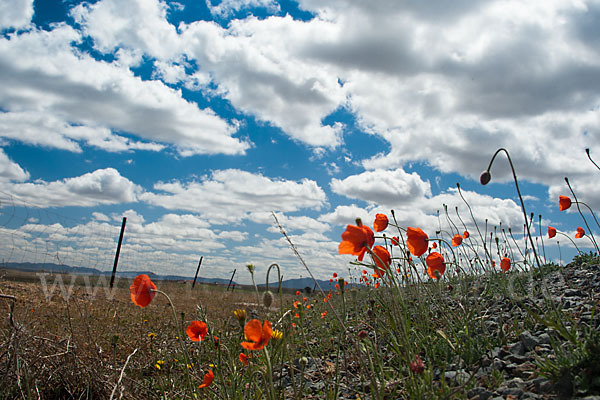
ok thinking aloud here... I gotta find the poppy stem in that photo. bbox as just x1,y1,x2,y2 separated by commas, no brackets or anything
556,231,583,255
538,215,547,264
585,148,600,172
457,183,493,270
261,347,275,400
481,148,542,268
564,177,600,253
265,263,282,315
575,201,600,232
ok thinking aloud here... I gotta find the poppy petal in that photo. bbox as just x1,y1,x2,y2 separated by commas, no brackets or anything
243,319,263,343
129,274,156,307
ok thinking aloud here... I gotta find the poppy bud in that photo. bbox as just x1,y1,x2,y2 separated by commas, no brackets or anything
262,290,274,308
480,170,491,185
410,355,425,374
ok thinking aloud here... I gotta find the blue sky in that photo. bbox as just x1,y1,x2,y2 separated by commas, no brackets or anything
0,0,599,284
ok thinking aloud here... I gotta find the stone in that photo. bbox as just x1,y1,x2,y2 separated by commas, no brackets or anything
467,386,493,400
519,331,540,352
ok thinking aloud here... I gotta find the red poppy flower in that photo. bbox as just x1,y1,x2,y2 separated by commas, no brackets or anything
462,231,469,239
129,274,156,307
431,242,437,249
391,236,400,246
575,227,585,238
198,370,214,388
451,234,463,247
373,213,389,232
406,227,429,257
239,353,249,366
186,321,208,342
241,319,272,351
321,311,327,318
559,195,572,211
333,272,337,278
371,245,391,278
500,257,511,273
295,291,300,296
425,252,445,279
548,226,557,239
374,282,380,289
338,224,375,261
214,336,220,349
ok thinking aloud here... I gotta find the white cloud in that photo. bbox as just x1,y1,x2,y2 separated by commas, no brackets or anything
330,169,432,206
92,212,110,222
206,0,280,17
0,168,142,207
71,0,347,149
262,212,331,233
319,204,372,227
140,169,328,223
70,0,181,60
0,148,29,182
0,24,249,156
0,0,34,30
288,0,600,197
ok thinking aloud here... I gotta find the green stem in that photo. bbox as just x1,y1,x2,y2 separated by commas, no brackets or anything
482,148,541,268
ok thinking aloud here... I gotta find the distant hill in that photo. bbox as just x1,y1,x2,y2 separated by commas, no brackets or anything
258,277,335,291
0,262,356,289
0,262,233,285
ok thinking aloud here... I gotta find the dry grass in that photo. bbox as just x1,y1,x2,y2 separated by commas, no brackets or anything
0,270,295,399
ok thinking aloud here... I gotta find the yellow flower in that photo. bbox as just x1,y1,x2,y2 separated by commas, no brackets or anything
147,332,157,339
155,364,161,370
186,363,192,369
272,329,283,340
156,360,165,365
233,309,247,321
209,363,215,368
234,309,247,328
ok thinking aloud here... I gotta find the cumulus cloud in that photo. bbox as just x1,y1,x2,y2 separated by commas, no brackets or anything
206,0,280,17
288,0,600,196
326,169,525,237
70,0,347,149
140,169,327,223
0,0,34,30
330,169,432,206
0,24,249,156
0,148,29,182
0,168,142,207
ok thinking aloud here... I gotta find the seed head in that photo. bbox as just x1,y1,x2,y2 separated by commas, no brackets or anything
262,290,274,308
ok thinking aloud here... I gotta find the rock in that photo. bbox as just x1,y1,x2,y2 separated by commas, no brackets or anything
532,377,553,393
467,386,493,400
564,288,584,297
519,331,540,352
537,332,551,345
508,341,525,356
444,370,470,385
501,387,523,398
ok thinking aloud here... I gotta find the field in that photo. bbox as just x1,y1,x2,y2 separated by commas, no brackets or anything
1,251,600,399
